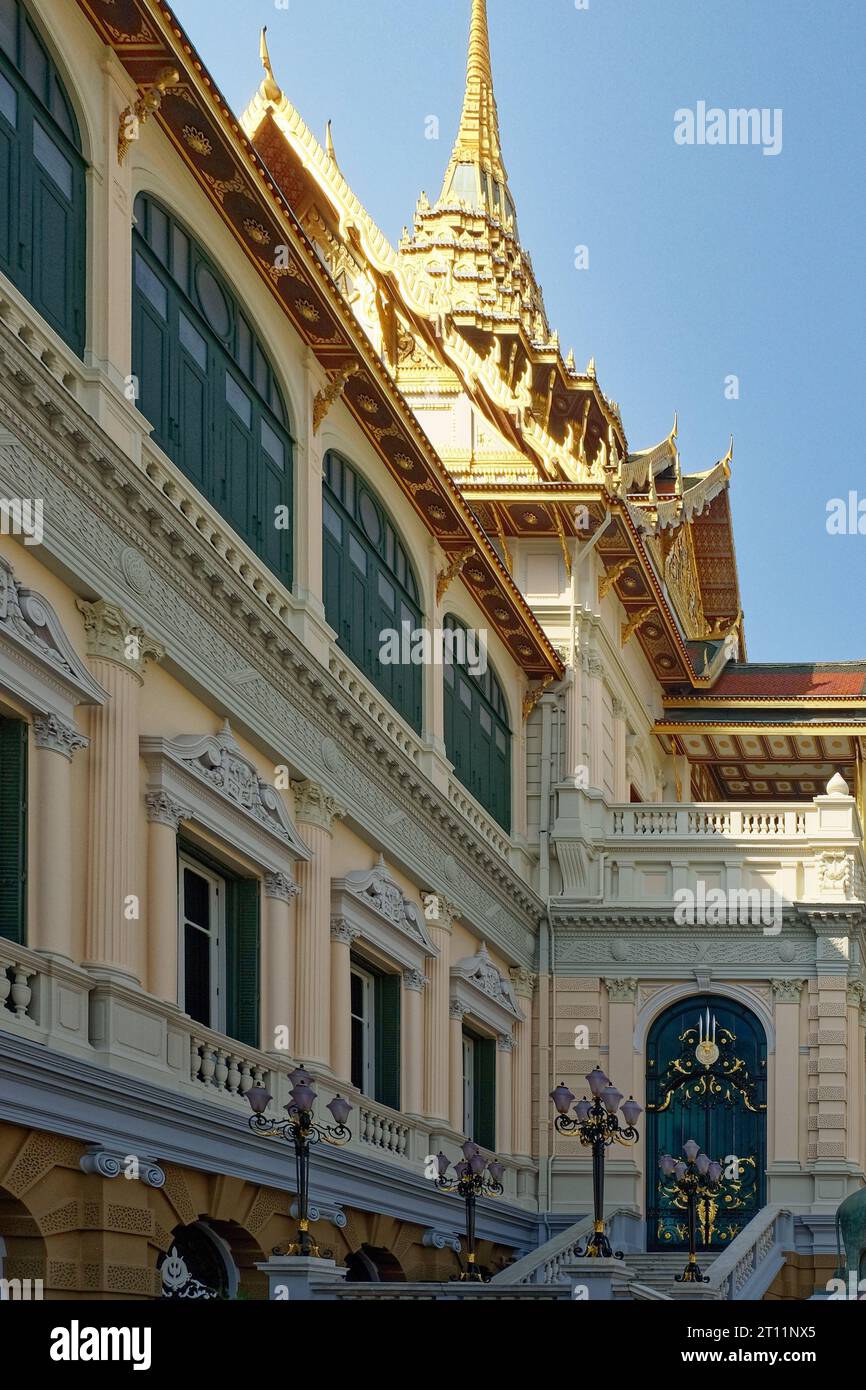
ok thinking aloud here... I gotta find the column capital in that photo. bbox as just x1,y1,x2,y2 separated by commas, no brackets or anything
421,892,460,932
771,978,806,1003
403,967,428,993
291,778,346,833
33,712,89,760
449,1000,469,1021
497,1031,515,1052
330,917,360,945
77,598,164,678
265,871,301,903
604,976,639,1003
145,790,189,830
509,966,537,1000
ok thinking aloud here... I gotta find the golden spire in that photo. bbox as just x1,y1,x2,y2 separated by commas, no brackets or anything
440,0,511,211
325,120,337,164
259,26,282,104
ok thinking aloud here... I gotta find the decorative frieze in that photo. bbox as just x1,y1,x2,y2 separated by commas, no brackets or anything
33,713,89,760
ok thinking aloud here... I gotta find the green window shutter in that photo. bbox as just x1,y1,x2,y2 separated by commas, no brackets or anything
225,877,260,1049
375,972,401,1111
0,65,17,279
473,1036,496,1152
0,717,27,945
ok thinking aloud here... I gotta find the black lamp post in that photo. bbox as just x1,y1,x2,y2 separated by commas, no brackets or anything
246,1065,352,1257
658,1140,723,1283
433,1141,504,1281
550,1068,642,1258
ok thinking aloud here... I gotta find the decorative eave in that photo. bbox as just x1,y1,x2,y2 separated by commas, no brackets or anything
75,0,562,684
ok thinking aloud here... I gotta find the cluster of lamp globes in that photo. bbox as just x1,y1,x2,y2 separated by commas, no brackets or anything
434,1141,505,1187
659,1140,723,1185
550,1067,643,1130
246,1065,354,1131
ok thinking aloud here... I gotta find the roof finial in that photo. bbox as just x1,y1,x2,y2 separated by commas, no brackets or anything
670,411,679,442
722,434,734,468
259,26,282,104
440,0,509,200
325,119,338,166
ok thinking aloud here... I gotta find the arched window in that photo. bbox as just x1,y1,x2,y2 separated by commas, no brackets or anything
0,0,86,354
443,614,511,830
322,450,422,732
132,193,293,589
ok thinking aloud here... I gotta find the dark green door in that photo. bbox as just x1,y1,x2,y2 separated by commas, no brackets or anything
645,995,767,1252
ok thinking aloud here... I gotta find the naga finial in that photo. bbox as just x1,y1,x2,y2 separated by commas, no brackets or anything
259,27,282,103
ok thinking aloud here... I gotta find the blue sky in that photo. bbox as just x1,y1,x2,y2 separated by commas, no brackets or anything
173,0,866,663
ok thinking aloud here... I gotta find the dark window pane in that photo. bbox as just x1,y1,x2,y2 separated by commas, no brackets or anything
50,74,75,143
261,417,284,468
359,492,381,545
378,573,395,611
184,923,211,1026
172,225,189,292
22,22,47,103
148,202,169,265
349,534,366,574
351,1017,364,1090
253,342,268,398
196,262,230,338
480,707,492,734
237,314,252,376
33,120,72,198
183,867,210,929
351,971,363,1016
342,461,353,513
225,372,251,427
459,679,473,710
0,69,15,127
179,311,207,369
135,253,167,320
323,498,342,541
0,0,16,61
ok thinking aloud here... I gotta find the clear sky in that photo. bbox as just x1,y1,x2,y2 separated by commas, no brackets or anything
172,0,866,663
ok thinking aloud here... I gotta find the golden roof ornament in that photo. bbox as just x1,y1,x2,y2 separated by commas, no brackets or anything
259,27,282,104
586,356,597,379
325,120,338,167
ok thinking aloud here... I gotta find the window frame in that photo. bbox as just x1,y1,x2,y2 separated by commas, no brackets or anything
177,852,226,1033
442,612,512,831
350,960,376,1097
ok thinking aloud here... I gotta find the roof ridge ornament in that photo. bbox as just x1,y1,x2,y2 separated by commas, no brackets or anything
259,27,283,104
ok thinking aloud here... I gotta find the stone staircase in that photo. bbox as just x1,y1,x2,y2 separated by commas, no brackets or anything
620,1251,720,1295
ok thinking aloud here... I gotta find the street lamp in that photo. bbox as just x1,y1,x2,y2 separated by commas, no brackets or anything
550,1068,642,1258
433,1141,504,1281
245,1065,353,1257
658,1140,723,1283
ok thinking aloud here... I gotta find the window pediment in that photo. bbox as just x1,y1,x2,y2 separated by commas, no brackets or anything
331,857,439,973
140,721,309,870
0,553,106,718
451,941,523,1033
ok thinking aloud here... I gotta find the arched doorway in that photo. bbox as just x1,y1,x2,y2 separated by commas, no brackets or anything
645,994,767,1252
344,1244,406,1282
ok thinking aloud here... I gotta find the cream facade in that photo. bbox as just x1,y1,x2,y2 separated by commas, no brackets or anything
0,0,864,1301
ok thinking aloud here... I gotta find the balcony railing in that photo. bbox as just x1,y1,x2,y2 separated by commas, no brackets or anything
553,780,866,905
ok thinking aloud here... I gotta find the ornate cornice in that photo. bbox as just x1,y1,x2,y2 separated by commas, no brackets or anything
265,871,301,903
76,598,164,678
291,778,347,833
33,713,89,761
144,789,188,830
